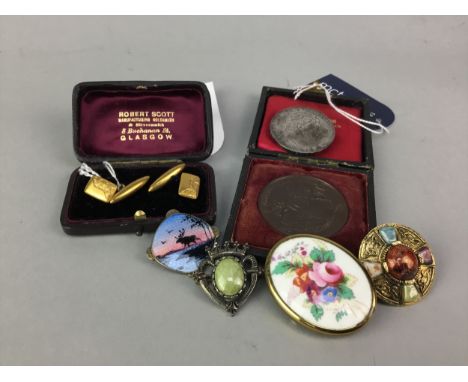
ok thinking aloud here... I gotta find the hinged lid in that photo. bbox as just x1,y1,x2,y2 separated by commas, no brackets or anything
247,86,374,171
73,81,214,164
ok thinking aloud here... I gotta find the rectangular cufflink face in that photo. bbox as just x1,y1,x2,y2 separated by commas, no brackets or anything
178,173,200,199
84,176,118,203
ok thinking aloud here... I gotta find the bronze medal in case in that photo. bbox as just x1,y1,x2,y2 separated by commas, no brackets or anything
258,175,349,236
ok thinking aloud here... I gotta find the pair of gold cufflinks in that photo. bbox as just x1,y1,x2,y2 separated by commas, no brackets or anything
84,163,200,204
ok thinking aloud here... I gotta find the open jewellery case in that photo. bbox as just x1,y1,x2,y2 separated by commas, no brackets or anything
60,81,218,235
224,86,377,262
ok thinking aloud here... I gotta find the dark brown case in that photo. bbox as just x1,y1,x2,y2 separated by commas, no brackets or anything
224,86,377,262
60,81,217,236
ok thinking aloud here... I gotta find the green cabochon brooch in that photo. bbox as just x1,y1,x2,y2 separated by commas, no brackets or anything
147,211,261,315
147,212,435,332
265,234,376,334
193,242,261,315
358,223,435,306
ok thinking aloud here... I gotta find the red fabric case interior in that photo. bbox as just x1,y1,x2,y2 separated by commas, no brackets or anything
232,158,369,255
257,95,363,162
66,163,212,222
78,86,207,157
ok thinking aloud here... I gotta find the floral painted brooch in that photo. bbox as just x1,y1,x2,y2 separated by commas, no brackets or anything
265,234,376,334
147,213,435,334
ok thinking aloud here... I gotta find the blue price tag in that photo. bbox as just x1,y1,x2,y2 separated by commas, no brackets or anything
315,74,395,128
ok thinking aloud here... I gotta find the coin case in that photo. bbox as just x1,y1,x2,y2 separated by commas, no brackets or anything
60,81,217,235
224,86,376,262
250,86,374,167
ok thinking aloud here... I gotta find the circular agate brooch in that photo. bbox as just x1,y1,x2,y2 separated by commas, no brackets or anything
358,223,435,306
265,235,376,334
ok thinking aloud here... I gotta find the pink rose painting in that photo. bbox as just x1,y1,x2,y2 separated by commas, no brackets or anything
272,246,355,322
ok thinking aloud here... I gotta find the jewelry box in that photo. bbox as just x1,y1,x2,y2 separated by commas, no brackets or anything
224,86,377,261
60,81,217,235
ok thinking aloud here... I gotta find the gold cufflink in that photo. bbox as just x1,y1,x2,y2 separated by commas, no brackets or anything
178,173,200,199
109,176,150,204
148,163,186,193
84,176,118,203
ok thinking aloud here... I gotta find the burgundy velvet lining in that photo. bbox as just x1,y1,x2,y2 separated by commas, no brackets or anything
78,87,206,157
257,95,364,162
67,163,212,222
232,158,369,255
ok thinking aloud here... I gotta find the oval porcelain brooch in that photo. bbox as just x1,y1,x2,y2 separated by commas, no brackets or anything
358,223,435,306
265,234,376,334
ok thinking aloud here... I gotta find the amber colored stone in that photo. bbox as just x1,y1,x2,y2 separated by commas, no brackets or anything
386,244,419,281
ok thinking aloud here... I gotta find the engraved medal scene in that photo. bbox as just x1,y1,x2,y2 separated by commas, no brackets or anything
358,224,436,306
258,174,349,237
269,107,335,154
149,213,215,274
266,235,375,333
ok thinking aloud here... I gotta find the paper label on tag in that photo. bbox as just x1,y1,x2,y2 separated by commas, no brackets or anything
205,81,225,154
314,74,395,128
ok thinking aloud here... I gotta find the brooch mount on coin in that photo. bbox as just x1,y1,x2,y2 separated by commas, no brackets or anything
358,223,435,306
193,242,261,315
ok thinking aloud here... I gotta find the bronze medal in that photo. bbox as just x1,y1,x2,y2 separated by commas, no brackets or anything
258,175,349,236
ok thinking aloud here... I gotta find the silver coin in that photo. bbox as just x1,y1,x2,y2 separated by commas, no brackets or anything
269,107,335,154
